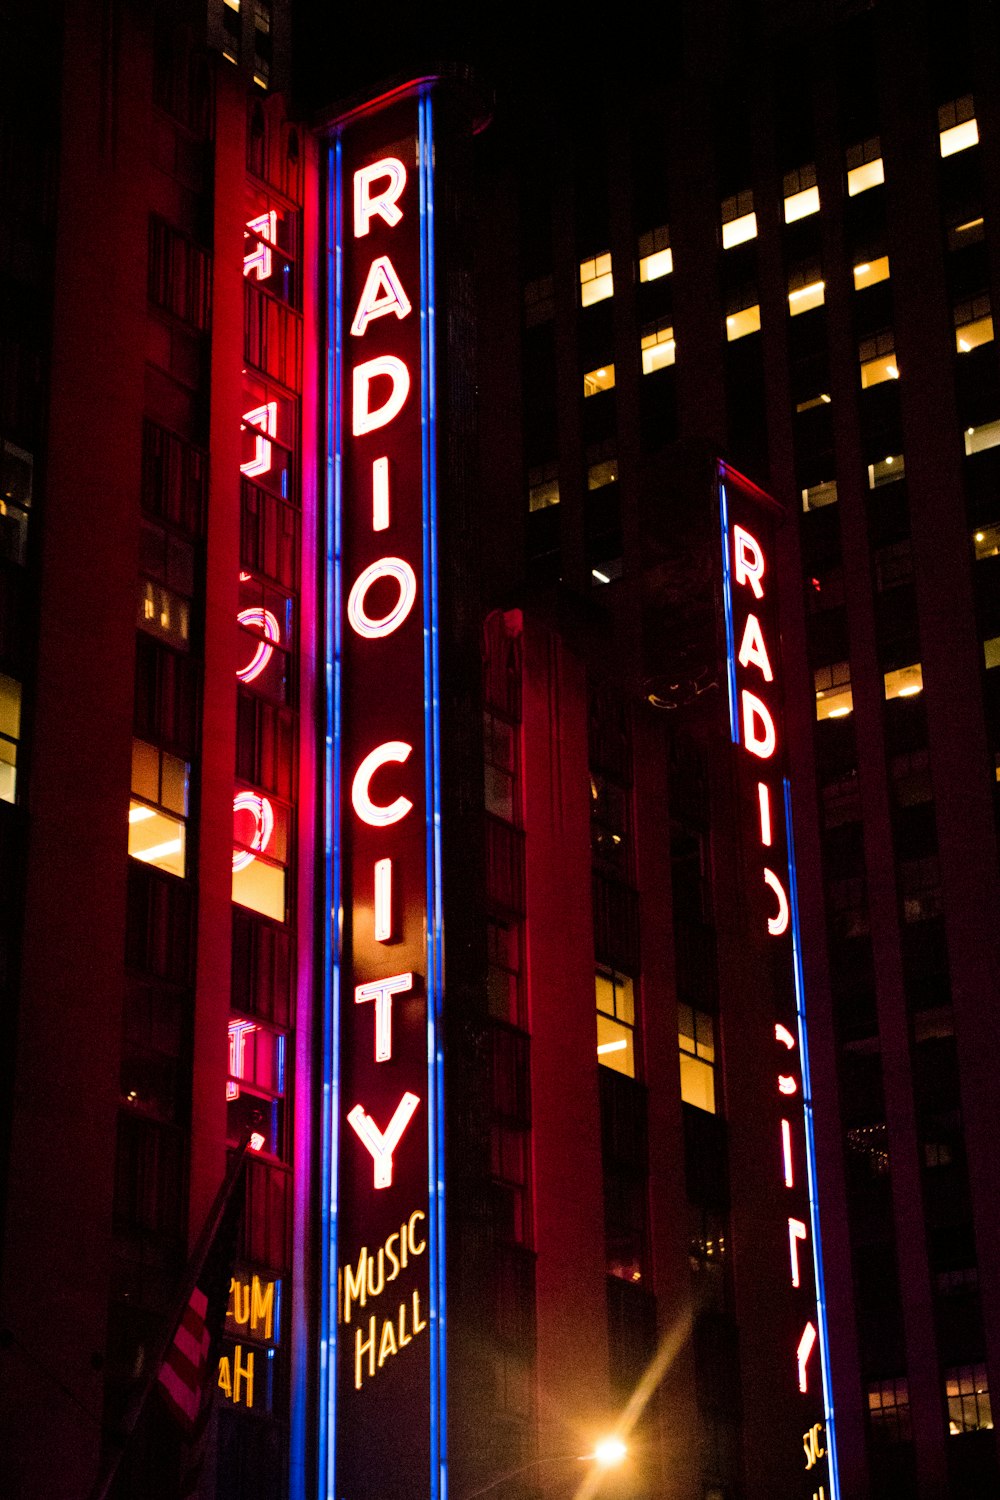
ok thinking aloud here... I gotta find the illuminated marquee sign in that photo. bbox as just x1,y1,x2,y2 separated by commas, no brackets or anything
218,1270,281,1415
322,84,445,1500
719,464,840,1500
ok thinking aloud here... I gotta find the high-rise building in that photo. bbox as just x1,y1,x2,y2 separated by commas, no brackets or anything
2,3,999,1500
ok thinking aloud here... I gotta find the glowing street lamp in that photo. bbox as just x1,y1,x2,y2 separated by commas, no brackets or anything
589,1437,627,1468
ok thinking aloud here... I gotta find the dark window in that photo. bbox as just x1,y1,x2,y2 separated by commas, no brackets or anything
149,216,212,330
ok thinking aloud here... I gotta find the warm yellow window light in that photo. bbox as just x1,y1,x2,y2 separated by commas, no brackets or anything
640,246,672,281
789,280,825,315
583,365,615,397
726,305,760,341
848,158,884,196
784,185,820,223
722,211,757,249
884,664,924,701
940,118,979,158
860,353,899,388
854,257,890,291
956,316,994,353
641,325,676,373
580,252,613,307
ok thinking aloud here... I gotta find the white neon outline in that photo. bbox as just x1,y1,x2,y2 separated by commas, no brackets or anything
241,402,278,479
352,357,411,436
797,1321,818,1393
775,1023,796,1050
742,690,776,759
738,613,774,681
350,255,413,337
733,524,764,598
355,972,414,1062
243,210,277,280
351,742,413,827
765,867,790,935
788,1217,808,1287
236,607,281,683
758,782,773,846
347,557,417,639
354,158,407,237
346,1092,420,1189
778,1074,798,1096
232,791,275,872
374,857,392,942
227,1019,256,1100
781,1118,795,1187
373,456,390,532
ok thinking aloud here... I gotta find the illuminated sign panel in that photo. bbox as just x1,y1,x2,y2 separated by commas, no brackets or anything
323,86,444,1500
719,465,839,1500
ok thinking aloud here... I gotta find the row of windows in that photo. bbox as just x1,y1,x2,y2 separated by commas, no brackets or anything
573,296,992,402
867,1363,993,1443
565,99,981,321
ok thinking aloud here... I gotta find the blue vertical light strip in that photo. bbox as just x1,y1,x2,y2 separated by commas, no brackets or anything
783,776,840,1500
318,134,344,1500
718,476,740,744
418,90,448,1500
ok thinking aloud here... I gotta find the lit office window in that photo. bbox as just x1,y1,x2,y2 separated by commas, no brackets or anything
868,454,904,487
846,138,885,197
129,738,188,878
232,787,288,921
588,457,618,489
783,166,820,223
638,226,672,281
815,662,853,719
0,674,21,803
945,1364,993,1434
984,636,1000,670
726,304,761,341
972,523,1000,559
583,364,615,397
721,192,757,249
788,276,825,315
867,1378,911,1442
596,968,635,1078
580,252,613,308
965,420,1000,455
802,480,838,512
528,464,559,511
859,334,899,387
854,256,890,291
884,664,923,700
939,97,979,158
954,296,994,352
640,322,676,372
796,393,832,413
678,1003,716,1113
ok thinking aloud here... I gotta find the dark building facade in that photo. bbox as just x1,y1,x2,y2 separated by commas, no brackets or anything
1,2,999,1499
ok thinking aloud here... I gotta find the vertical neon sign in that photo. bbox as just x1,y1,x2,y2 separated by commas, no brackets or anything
322,83,445,1500
719,463,840,1500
